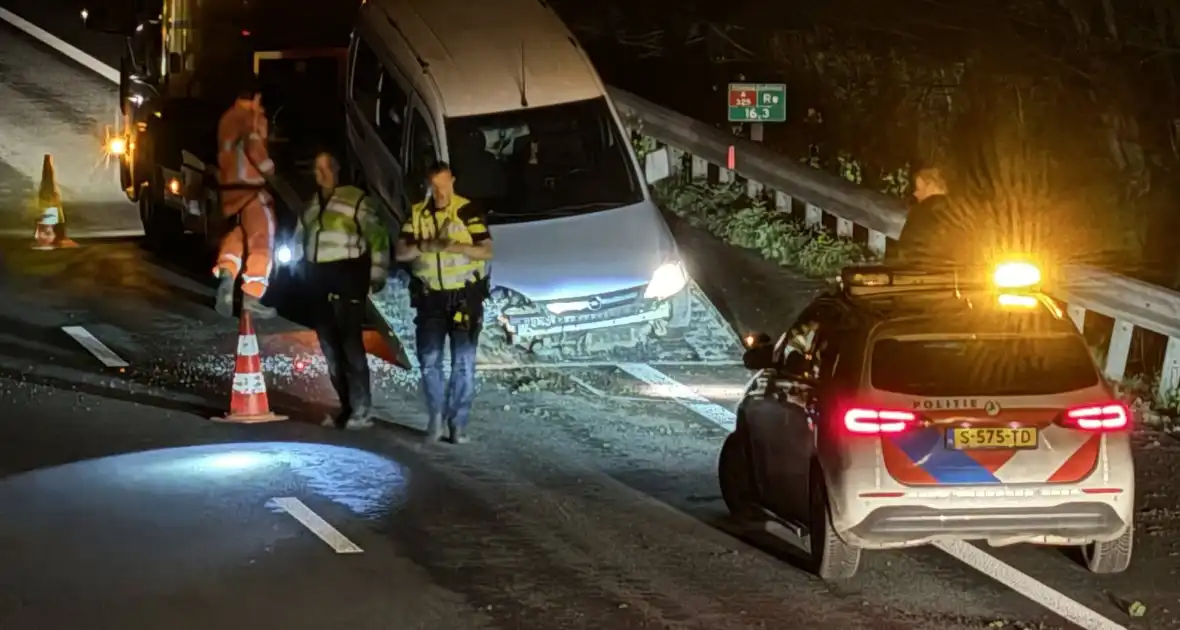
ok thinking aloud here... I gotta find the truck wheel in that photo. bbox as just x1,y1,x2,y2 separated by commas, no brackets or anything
142,187,183,251
808,464,861,581
202,192,223,254
1083,520,1133,574
719,431,758,520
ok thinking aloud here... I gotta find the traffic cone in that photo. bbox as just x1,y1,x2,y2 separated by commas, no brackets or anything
213,311,287,423
31,154,77,250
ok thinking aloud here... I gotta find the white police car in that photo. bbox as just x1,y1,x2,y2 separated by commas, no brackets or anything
721,261,1135,580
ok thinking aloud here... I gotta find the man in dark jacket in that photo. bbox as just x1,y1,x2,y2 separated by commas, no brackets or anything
891,167,970,265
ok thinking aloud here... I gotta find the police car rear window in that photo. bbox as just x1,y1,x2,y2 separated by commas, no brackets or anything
870,336,1099,397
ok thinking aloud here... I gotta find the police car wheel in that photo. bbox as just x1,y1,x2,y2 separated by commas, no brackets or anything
1083,519,1133,574
807,465,861,581
718,432,758,520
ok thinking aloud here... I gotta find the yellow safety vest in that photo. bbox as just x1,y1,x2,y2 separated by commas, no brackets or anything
295,186,391,283
404,194,488,292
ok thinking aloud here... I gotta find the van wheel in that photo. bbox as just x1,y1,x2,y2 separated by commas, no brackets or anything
1083,520,1133,574
808,464,861,581
719,431,758,520
665,287,693,338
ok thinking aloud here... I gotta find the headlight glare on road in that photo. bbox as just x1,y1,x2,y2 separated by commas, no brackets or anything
201,451,269,471
107,136,127,156
644,262,687,299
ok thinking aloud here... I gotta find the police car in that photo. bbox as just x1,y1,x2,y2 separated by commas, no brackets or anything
720,261,1135,581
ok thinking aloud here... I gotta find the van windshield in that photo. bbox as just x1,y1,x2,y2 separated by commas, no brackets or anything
444,98,643,225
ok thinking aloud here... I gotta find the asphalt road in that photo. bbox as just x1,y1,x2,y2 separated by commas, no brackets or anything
3,7,1180,630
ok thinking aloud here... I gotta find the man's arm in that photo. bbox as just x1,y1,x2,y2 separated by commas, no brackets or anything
246,114,274,175
395,213,423,262
356,197,392,282
447,202,494,260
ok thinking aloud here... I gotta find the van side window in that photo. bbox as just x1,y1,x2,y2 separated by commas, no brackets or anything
376,71,407,156
405,108,437,201
350,41,380,125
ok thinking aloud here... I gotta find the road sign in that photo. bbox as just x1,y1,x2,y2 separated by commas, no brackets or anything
727,83,786,123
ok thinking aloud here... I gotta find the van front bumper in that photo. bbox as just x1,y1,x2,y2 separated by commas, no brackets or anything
503,296,672,338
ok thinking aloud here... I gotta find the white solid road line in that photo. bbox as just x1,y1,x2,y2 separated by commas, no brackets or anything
61,325,128,368
935,541,1127,630
12,8,1131,627
615,362,736,431
0,8,119,83
271,497,363,554
0,228,144,239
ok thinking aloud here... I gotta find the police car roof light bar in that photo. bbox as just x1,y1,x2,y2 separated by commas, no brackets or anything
840,264,979,299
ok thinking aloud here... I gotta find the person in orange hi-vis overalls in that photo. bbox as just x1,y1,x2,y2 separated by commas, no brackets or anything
214,79,278,319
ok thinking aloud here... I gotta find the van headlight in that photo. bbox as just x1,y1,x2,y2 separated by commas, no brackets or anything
644,262,687,300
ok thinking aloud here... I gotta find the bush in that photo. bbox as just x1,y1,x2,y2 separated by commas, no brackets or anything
654,179,871,277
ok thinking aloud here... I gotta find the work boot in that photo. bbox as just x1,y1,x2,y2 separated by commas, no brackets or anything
344,407,374,430
321,412,348,430
215,270,235,317
424,416,444,443
242,294,277,319
344,416,374,430
447,424,469,445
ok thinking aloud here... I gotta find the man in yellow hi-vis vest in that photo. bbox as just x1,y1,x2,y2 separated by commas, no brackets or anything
395,161,493,444
294,153,391,430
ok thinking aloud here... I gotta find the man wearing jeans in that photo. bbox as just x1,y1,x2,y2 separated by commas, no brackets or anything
395,162,493,444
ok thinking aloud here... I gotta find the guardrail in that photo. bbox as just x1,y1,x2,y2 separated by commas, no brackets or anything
608,86,1180,402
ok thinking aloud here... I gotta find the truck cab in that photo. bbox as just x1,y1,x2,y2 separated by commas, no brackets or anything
82,0,357,249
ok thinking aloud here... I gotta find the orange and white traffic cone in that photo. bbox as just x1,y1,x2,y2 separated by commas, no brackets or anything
213,311,287,423
31,154,77,250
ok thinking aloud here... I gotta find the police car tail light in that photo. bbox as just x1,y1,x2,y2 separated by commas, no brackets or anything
1062,403,1129,431
843,408,917,434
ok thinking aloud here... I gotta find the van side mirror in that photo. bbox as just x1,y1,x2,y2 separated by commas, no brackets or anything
80,5,138,35
644,147,670,184
742,332,774,370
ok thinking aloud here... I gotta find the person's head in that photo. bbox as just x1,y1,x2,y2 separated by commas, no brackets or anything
235,75,261,107
314,152,340,191
426,161,455,202
913,167,947,202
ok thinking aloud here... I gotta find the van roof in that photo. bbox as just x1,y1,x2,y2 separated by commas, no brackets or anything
371,0,605,117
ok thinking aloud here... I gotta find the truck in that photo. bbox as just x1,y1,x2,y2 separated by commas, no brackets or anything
81,0,356,255
81,0,412,368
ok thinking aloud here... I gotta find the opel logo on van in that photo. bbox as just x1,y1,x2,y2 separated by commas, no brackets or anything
587,297,602,311
984,400,1001,416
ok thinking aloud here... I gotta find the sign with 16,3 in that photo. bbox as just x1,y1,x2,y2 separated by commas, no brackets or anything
727,83,786,122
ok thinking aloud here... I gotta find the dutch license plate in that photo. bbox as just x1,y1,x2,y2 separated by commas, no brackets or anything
948,427,1038,450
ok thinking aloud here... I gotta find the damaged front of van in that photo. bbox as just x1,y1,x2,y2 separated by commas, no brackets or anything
443,95,690,354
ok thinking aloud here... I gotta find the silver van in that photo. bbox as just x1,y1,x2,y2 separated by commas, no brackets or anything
346,0,690,352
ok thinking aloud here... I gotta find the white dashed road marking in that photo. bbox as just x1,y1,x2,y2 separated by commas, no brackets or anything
0,8,119,83
61,325,128,367
615,362,736,431
271,497,363,554
8,8,1134,627
935,540,1126,630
